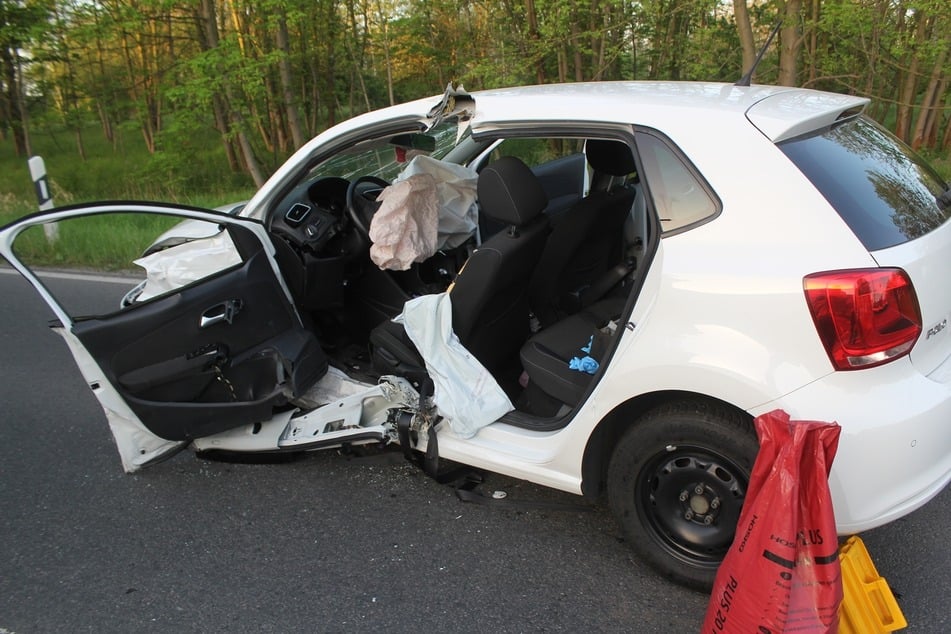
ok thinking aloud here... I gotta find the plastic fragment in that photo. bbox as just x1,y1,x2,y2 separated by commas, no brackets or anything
581,335,594,353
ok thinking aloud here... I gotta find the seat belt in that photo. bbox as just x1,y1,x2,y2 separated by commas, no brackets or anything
573,258,635,310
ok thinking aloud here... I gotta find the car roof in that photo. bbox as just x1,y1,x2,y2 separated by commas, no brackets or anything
308,81,870,146
463,81,869,143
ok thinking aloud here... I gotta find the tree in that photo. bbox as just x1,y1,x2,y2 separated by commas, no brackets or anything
6,0,949,186
0,0,51,156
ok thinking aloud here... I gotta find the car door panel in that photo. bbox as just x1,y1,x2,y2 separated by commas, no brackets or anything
0,204,327,445
71,234,326,440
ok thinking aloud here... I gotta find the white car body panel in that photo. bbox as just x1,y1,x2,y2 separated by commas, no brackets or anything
745,89,870,142
56,325,185,471
757,356,951,533
871,220,951,376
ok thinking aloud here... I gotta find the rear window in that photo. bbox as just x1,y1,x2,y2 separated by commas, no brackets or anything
780,117,949,250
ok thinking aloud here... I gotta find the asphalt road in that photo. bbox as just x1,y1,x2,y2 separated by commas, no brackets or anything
0,270,948,633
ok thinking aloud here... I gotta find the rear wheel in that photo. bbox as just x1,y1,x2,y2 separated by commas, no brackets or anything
607,400,758,590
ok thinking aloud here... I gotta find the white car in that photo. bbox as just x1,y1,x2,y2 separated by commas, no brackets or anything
2,82,949,590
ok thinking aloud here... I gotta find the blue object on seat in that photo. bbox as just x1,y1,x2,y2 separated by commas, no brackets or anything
569,356,599,374
581,335,594,354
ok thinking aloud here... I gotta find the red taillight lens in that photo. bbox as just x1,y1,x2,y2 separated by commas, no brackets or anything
803,268,922,370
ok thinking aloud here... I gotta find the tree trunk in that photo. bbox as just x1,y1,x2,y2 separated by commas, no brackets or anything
910,38,949,151
570,21,584,82
197,0,240,172
95,101,115,147
590,0,604,80
91,5,116,145
524,0,546,84
925,77,947,148
75,128,87,161
214,94,241,172
232,105,267,187
276,8,304,150
733,0,756,79
778,0,803,86
1,44,28,156
375,0,395,106
806,0,820,85
895,12,931,142
942,106,951,150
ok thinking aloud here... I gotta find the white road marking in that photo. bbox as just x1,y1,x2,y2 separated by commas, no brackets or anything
0,267,140,285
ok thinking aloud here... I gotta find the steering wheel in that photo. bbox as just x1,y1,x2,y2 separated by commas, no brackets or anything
346,175,390,241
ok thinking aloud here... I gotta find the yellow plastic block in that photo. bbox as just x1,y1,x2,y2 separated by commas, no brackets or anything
838,536,908,633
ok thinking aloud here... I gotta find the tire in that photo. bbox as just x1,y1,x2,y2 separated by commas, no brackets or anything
607,400,758,591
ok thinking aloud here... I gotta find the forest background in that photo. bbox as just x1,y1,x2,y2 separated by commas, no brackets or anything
1,0,949,217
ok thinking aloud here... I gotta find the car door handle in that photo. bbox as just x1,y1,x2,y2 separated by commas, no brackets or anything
200,299,242,329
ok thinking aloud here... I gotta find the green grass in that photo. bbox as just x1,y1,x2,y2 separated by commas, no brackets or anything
1,198,250,270
0,120,256,269
11,213,184,271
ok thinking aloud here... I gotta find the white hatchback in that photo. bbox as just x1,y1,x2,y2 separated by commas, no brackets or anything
2,82,949,590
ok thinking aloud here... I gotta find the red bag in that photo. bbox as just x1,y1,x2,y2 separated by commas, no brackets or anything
702,410,843,634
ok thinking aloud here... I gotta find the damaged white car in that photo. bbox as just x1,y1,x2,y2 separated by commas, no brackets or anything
2,82,950,590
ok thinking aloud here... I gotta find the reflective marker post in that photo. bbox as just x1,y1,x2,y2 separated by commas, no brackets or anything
28,155,58,242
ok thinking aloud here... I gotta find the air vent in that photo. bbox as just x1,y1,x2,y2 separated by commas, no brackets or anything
285,203,311,226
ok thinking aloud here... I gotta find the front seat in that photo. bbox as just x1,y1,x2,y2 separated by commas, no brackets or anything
370,156,550,378
528,139,638,328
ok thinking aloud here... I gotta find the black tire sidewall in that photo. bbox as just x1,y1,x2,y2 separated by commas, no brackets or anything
607,401,758,590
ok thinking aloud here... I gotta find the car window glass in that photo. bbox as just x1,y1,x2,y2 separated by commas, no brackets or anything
307,119,464,183
487,138,585,169
636,132,718,233
11,213,243,317
779,117,949,250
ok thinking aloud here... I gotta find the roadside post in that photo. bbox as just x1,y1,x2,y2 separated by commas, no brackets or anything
28,155,57,242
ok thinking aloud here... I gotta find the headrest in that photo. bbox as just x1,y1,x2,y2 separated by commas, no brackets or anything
586,139,636,177
477,156,548,226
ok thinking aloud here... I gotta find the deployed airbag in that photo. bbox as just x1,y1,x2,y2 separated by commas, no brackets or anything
134,230,242,302
369,155,478,270
395,292,513,438
369,173,439,271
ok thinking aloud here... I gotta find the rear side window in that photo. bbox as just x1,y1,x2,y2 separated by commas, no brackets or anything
635,131,719,234
780,117,949,251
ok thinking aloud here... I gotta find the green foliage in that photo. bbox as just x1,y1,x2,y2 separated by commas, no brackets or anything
0,117,255,207
1,0,948,216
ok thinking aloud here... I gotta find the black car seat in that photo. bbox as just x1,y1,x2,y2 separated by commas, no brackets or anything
518,296,623,417
528,139,638,328
370,156,550,379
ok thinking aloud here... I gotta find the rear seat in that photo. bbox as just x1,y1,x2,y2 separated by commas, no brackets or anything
518,139,644,416
518,295,626,416
528,139,637,328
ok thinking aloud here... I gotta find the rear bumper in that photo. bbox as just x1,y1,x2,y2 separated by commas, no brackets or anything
755,353,951,534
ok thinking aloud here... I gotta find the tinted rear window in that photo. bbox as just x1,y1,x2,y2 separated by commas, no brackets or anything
780,117,949,250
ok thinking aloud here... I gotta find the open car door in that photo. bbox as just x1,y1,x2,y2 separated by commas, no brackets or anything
0,203,327,471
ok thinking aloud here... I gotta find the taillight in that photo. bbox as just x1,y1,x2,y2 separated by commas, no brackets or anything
803,268,922,370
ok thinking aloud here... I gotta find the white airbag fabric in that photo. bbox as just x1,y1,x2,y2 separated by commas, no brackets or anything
134,231,241,302
369,173,439,270
396,293,513,438
369,155,478,270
